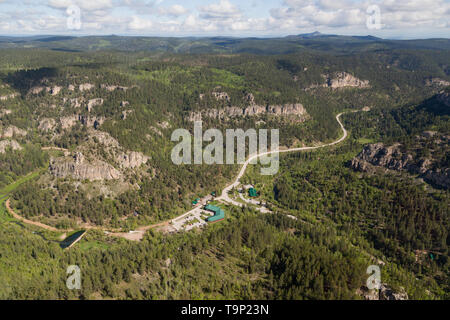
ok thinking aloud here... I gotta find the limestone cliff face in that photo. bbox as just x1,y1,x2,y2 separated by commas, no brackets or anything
50,86,62,95
89,130,120,148
0,140,22,153
116,151,149,169
359,284,408,301
307,72,370,90
0,109,12,117
38,118,56,132
0,93,19,101
49,152,122,181
426,78,450,87
60,115,105,130
87,98,104,112
0,126,27,138
79,83,95,92
351,137,450,189
212,92,230,101
351,143,412,172
188,103,307,121
60,116,79,130
324,72,370,89
101,84,129,92
48,130,150,181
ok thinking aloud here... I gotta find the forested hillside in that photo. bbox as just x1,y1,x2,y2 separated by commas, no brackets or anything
0,39,448,300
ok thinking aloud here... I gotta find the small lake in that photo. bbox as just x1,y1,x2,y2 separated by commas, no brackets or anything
59,231,86,249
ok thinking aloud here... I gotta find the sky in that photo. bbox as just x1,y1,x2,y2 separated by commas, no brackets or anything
0,0,449,39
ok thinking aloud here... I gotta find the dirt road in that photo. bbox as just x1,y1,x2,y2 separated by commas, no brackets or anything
5,112,354,241
218,112,348,205
5,199,61,232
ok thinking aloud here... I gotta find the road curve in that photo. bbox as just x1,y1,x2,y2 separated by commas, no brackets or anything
4,113,351,241
218,112,348,206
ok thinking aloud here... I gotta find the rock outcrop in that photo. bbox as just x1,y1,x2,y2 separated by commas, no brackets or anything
189,103,307,121
0,126,27,138
351,138,450,189
359,284,408,300
0,109,12,117
89,130,120,148
425,78,450,87
116,152,149,169
351,143,412,172
49,152,122,181
60,115,105,130
0,139,22,153
101,84,129,92
324,72,370,89
0,93,19,101
121,110,133,120
87,98,104,112
38,118,56,132
50,86,62,96
29,87,45,95
212,91,230,101
60,115,79,130
79,115,105,129
79,83,95,92
70,98,82,108
307,72,370,90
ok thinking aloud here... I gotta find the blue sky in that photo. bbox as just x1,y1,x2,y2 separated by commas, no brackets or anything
0,0,449,39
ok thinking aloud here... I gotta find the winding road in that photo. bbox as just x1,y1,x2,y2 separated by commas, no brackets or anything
218,112,349,207
3,112,353,241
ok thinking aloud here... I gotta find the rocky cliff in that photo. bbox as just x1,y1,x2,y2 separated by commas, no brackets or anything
49,152,122,181
0,139,22,153
425,78,450,87
189,103,307,122
351,135,450,189
48,129,150,181
38,118,57,132
307,72,370,90
0,126,27,138
358,284,409,300
324,72,370,89
116,151,150,169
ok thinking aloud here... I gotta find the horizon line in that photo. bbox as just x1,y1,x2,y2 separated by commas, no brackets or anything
0,33,449,41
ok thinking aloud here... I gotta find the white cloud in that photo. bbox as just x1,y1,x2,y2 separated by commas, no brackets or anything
0,0,447,37
159,4,188,17
269,0,450,31
48,0,113,11
128,15,153,30
199,0,241,20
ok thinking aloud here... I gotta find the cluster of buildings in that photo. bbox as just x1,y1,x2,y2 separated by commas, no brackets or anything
187,187,260,228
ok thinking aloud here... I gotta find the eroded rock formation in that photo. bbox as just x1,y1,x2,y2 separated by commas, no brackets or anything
49,151,122,181
1,126,27,138
116,151,149,169
324,72,370,89
189,103,307,122
351,138,450,189
0,139,22,153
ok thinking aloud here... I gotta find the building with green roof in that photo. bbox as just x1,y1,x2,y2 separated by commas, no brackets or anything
204,204,225,223
248,188,258,198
